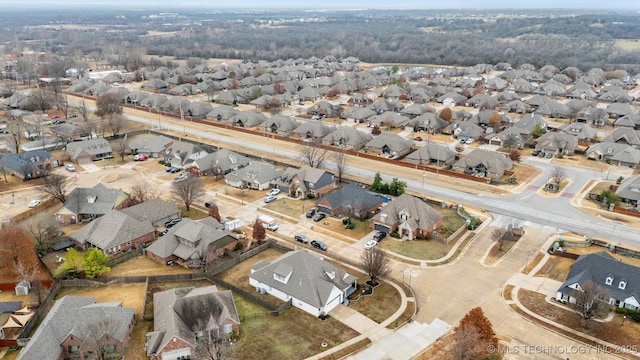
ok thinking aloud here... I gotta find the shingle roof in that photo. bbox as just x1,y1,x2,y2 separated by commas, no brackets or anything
557,252,640,304
147,285,239,356
365,133,414,152
453,149,513,175
406,142,456,163
323,127,372,147
616,175,640,202
120,198,180,225
57,184,128,217
128,135,173,154
70,210,154,250
224,162,282,186
319,183,381,212
16,296,134,360
371,194,443,231
65,138,112,159
249,250,356,309
1,150,51,175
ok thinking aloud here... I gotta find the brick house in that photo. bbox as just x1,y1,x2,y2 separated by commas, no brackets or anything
55,184,130,224
64,138,113,164
370,194,444,240
273,166,336,199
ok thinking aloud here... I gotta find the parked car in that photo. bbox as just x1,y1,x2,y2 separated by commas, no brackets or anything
364,240,378,250
158,230,168,237
305,209,316,218
52,119,66,125
264,195,277,203
173,172,190,182
165,166,180,173
28,200,41,208
164,218,182,228
465,138,474,144
459,137,467,143
294,233,309,244
311,240,327,251
266,188,281,196
373,231,387,242
531,150,540,157
546,152,553,159
537,152,546,158
312,213,326,222
65,164,76,172
134,154,148,161
413,136,423,141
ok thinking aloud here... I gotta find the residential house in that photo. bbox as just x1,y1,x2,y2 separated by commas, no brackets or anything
616,175,640,207
146,286,240,360
224,162,281,191
292,121,336,142
601,128,640,149
190,148,251,177
128,135,174,158
261,115,300,136
412,113,449,134
451,121,484,141
512,114,547,133
576,105,608,126
452,149,513,178
120,198,181,229
307,101,343,118
164,140,209,169
487,128,530,149
55,183,130,224
559,122,597,143
206,105,239,122
405,143,457,165
49,123,92,143
370,112,412,128
226,109,267,128
16,296,135,360
249,250,357,317
146,217,237,267
316,183,382,219
586,142,640,168
370,194,444,240
65,138,113,163
70,210,154,254
273,166,336,198
347,93,373,107
365,133,414,158
614,114,640,129
0,150,54,180
556,252,640,311
185,102,213,119
322,127,373,150
535,132,579,156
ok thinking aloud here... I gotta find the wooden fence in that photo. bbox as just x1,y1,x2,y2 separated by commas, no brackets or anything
550,250,580,260
10,197,58,223
612,205,640,218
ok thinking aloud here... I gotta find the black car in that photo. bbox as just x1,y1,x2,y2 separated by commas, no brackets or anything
312,213,326,222
531,150,540,157
311,240,327,251
158,230,168,237
164,218,182,228
305,209,316,218
373,231,387,242
165,166,180,173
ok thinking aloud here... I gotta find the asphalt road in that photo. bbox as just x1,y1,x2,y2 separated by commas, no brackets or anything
71,96,640,246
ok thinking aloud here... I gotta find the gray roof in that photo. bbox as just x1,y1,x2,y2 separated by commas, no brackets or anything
261,115,300,132
58,183,128,217
16,296,134,360
292,121,336,138
120,198,180,225
249,250,356,309
128,135,174,154
371,193,443,231
559,122,597,141
513,114,547,132
225,162,282,187
323,127,373,147
1,150,51,175
406,142,456,163
365,132,414,153
535,132,579,153
616,175,640,202
65,138,112,159
587,142,640,165
146,218,233,260
147,285,239,356
0,302,22,314
453,149,513,175
319,183,381,213
193,148,251,173
601,128,640,147
70,210,154,250
557,252,640,304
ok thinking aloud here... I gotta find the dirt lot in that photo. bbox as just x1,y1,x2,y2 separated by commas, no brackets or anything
109,255,194,277
55,283,146,314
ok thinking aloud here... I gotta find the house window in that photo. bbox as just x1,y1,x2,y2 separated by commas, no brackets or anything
126,241,131,246
619,281,627,290
400,214,408,221
605,276,613,285
68,345,79,354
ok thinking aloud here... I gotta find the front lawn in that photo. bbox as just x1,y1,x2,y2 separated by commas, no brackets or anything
436,207,466,238
264,197,315,218
347,281,401,323
378,237,458,260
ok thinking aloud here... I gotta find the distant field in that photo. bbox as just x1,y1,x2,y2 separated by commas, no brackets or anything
615,39,640,50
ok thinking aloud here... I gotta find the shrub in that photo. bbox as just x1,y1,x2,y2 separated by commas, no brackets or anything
390,232,401,238
345,223,355,230
234,242,244,251
307,193,315,199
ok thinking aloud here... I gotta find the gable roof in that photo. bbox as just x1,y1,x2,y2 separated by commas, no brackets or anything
371,194,443,230
224,162,282,186
145,218,234,260
193,148,251,173
323,127,373,147
146,285,239,357
616,175,640,202
128,135,174,154
557,252,640,303
365,132,414,152
120,198,180,224
1,150,52,174
249,250,356,309
601,128,640,147
405,142,456,163
16,296,134,360
65,138,112,159
453,149,513,175
57,184,129,217
70,210,154,250
319,183,381,212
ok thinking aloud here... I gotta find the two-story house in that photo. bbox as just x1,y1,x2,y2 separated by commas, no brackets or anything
273,166,336,199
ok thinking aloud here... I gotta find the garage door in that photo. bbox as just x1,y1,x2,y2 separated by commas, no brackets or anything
317,206,331,215
374,224,390,233
325,294,341,312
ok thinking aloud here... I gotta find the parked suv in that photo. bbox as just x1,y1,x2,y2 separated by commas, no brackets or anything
294,233,309,244
373,231,387,242
311,240,327,251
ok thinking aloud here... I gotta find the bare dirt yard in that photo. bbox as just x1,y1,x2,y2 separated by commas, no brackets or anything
55,283,146,314
109,255,194,277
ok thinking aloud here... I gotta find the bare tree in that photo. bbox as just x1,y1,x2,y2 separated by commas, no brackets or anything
95,93,123,119
6,120,25,153
332,150,348,184
113,134,129,161
80,97,90,122
107,114,125,137
171,176,205,212
571,281,610,327
551,166,566,187
23,213,58,251
207,202,221,222
40,170,72,204
26,88,54,113
360,247,390,285
491,227,508,251
299,143,327,168
129,179,162,205
252,218,266,243
451,322,484,360
193,326,229,360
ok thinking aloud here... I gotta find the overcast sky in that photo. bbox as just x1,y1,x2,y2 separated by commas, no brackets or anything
6,0,640,10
